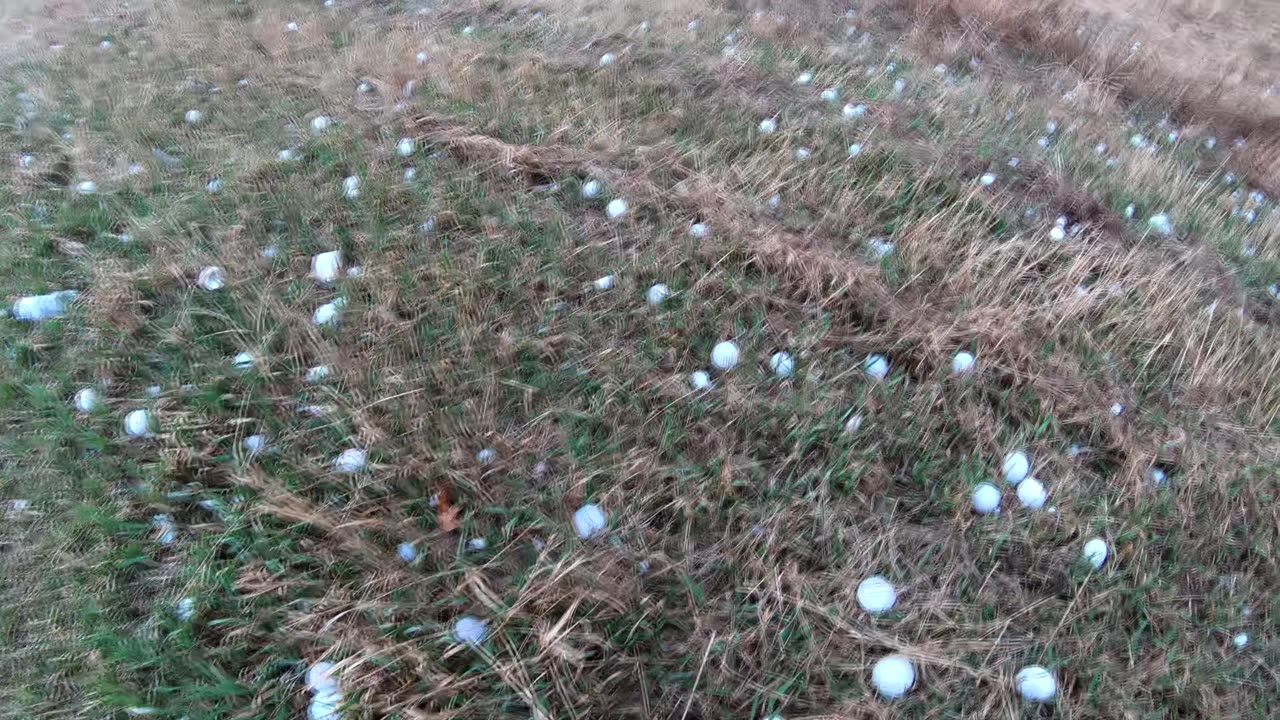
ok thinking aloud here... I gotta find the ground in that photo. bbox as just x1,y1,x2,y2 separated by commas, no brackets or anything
1,0,1278,718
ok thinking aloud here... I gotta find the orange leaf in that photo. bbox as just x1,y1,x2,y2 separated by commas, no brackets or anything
436,487,460,532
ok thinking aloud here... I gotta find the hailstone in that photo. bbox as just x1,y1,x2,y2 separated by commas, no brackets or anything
396,137,415,156
1017,477,1048,509
342,176,360,199
1149,468,1167,485
397,542,417,562
711,341,740,371
243,434,266,454
646,283,670,306
453,615,487,645
971,483,1001,514
1049,226,1066,241
311,115,331,133
689,222,710,238
952,351,975,375
598,53,616,67
184,109,202,124
311,251,342,283
769,351,795,378
74,387,100,413
581,179,602,198
476,447,497,465
176,597,196,621
77,180,98,195
1232,632,1250,649
795,70,813,85
794,147,812,161
306,662,339,693
843,103,867,119
864,354,888,380
305,365,331,383
758,118,777,135
1002,451,1030,484
979,173,997,186
1147,213,1173,236
690,371,713,390
820,87,838,102
333,448,367,473
573,503,607,538
197,266,225,291
1015,665,1057,702
416,51,427,64
312,299,346,326
856,576,897,614
124,409,154,438
1083,537,1108,568
593,275,615,291
606,198,628,219
871,655,915,698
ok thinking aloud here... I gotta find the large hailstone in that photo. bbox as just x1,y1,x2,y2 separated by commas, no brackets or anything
796,70,814,85
971,483,1001,514
690,371,713,390
312,250,343,283
593,275,615,291
124,409,154,438
1232,632,1250,649
952,351,975,375
333,448,367,473
308,691,342,720
184,109,202,124
856,576,897,614
769,351,795,379
646,283,670,306
74,387,101,413
395,137,415,157
871,655,915,698
232,351,254,372
397,541,418,562
305,365,331,383
311,115,331,133
598,52,616,67
820,87,839,102
475,447,497,465
197,266,226,291
176,597,196,621
606,198,628,220
453,615,487,645
1147,213,1174,236
843,103,867,119
581,179,602,199
1083,537,1108,568
1015,665,1057,702
864,354,888,380
711,341,740,371
342,176,360,199
758,118,777,135
312,298,346,326
77,180,98,195
1002,450,1030,484
1017,477,1048,509
573,503,607,538
689,222,710,238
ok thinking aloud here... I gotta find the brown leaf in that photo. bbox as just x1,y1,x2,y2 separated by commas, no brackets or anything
436,487,460,532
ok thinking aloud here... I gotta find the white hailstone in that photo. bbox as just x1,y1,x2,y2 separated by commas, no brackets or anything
1232,632,1250,649
794,147,812,161
1110,403,1124,416
333,448,367,473
232,351,254,372
598,53,616,67
979,173,997,186
638,20,650,32
867,237,895,258
176,597,196,621
1129,133,1147,148
151,514,177,544
892,78,906,94
18,153,34,167
76,180,97,195
1094,142,1108,155
205,178,223,194
396,137,415,157
243,434,266,454
690,370,714,390
311,115,331,133
581,179,602,198
689,222,710,238
341,176,360,199
285,21,299,32
844,413,864,434
403,167,416,182
1016,666,1057,703
1083,537,1109,569
184,109,202,124
196,266,225,291
416,51,427,64
1167,130,1179,144
462,25,476,36
74,387,101,413
606,198,628,219
312,298,346,326
127,161,143,175
1233,137,1247,149
145,385,161,398
820,87,839,102
646,283,671,306
277,149,296,162
1269,283,1280,299
971,483,1001,514
711,341,740,371
397,542,417,562
476,447,497,465
1045,120,1058,134
1204,136,1217,149
848,143,863,157
952,351,976,375
1147,213,1173,236
311,250,343,283
356,81,373,94
843,103,867,119
124,409,154,438
687,20,699,32
769,351,795,379
453,615,487,645
1008,156,1021,168
306,662,339,694
1049,225,1066,241
236,77,250,88
1017,477,1048,509
346,265,362,278
305,365,331,383
466,537,488,552
856,576,897,614
1002,451,1030,484
871,655,915,698
1149,468,1167,486
99,40,113,50
795,70,814,85
864,354,888,380
593,274,615,291
573,503,607,538
1036,136,1051,149
308,691,342,720
1124,204,1135,219
934,63,947,74
758,118,778,135
766,193,782,210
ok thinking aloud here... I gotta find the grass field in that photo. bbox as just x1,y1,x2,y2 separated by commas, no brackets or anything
1,0,1279,718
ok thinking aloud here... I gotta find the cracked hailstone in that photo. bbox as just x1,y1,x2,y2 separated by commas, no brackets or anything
856,576,896,614
711,341,740,371
342,176,360,199
971,483,1001,514
581,179,601,198
333,448,367,473
1017,477,1048,509
1083,537,1108,568
606,198,628,219
871,655,914,698
758,118,777,135
184,109,202,124
646,283,670,306
74,387,100,412
396,137,414,157
124,409,154,438
843,103,867,119
769,351,794,378
197,266,225,290
690,371,713,390
1002,450,1030,484
1016,666,1056,702
573,503,607,538
453,615,486,645
864,354,888,380
952,351,975,375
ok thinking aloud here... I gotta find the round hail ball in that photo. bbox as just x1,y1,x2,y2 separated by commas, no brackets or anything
396,137,415,157
864,354,888,380
758,118,777,135
796,70,813,85
598,52,616,67
184,109,202,124
856,576,897,614
1232,632,1250,649
77,180,98,195
333,448,367,473
820,87,838,102
306,661,339,694
573,503,607,538
646,283,671,306
1002,450,1030,484
593,274,615,291
342,175,360,199
581,179,602,198
311,115,331,133
453,615,487,645
197,266,226,291
871,655,915,698
1015,665,1057,702
952,351,975,375
769,351,795,379
843,103,867,119
711,341,740,371
397,542,417,562
1083,537,1108,569
311,250,343,283
124,409,153,438
74,387,100,413
971,483,1001,514
690,371,713,390
605,198,628,220
1017,477,1048,509
243,434,266,454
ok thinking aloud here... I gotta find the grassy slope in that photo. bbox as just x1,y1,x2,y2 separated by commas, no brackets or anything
0,0,1277,718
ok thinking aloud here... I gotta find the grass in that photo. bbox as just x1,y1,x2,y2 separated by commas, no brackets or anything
1,0,1278,718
